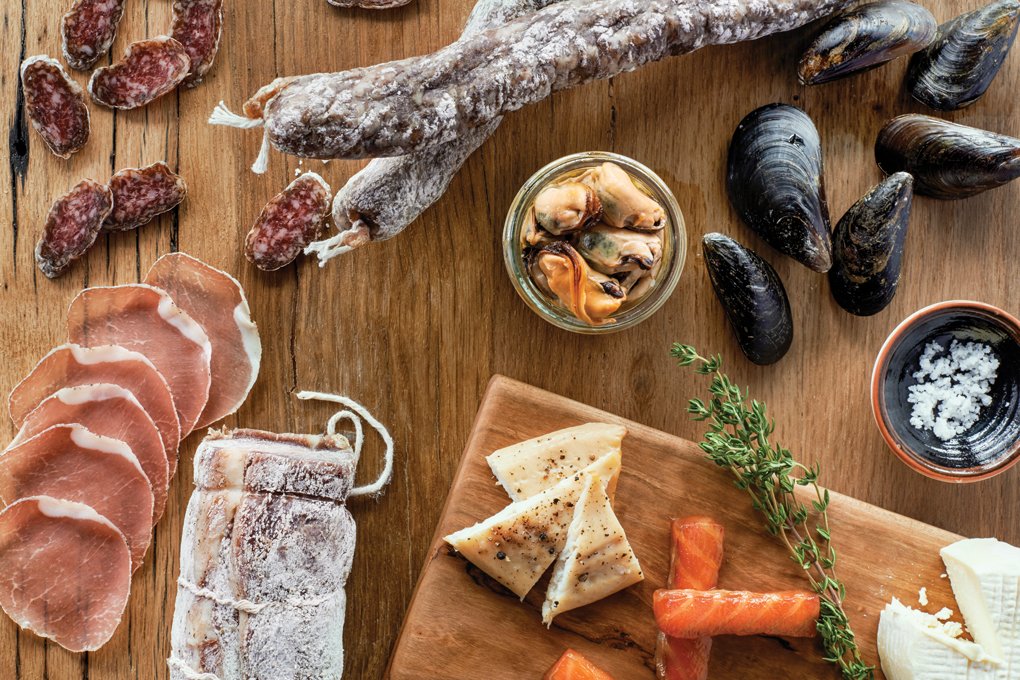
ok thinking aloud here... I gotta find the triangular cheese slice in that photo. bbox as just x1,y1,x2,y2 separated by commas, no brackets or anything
941,538,1020,675
486,423,626,502
541,472,643,626
445,451,620,599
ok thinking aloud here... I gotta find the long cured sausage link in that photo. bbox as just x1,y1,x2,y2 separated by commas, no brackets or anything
308,0,562,264
655,517,724,680
262,0,853,160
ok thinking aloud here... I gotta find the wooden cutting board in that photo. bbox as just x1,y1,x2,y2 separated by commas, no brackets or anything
387,375,965,679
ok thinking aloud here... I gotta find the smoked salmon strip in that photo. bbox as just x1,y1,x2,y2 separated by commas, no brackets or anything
544,649,615,680
653,589,820,639
656,517,724,680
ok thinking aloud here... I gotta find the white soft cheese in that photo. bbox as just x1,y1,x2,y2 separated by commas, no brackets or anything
879,599,997,680
942,538,1020,677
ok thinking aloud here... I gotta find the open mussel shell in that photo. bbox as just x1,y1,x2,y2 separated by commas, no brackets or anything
907,0,1020,111
829,172,914,317
726,103,833,273
798,0,937,85
703,233,793,366
876,114,1020,199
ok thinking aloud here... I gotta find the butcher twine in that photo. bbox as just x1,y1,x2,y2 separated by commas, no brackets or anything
208,102,271,175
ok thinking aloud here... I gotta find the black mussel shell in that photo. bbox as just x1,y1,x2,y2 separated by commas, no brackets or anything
703,233,793,366
907,0,1020,111
726,103,833,273
876,114,1020,199
829,172,914,316
799,0,937,85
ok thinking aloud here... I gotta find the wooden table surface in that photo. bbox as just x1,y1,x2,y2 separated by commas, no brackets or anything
1,0,1017,678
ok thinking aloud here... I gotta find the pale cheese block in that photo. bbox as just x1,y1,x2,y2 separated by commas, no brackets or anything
941,538,1020,677
445,450,621,599
486,423,626,501
878,598,997,680
541,472,643,626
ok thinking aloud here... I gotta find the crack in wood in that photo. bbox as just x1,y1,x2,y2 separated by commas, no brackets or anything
7,0,29,270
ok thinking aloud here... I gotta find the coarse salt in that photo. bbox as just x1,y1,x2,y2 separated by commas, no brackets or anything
907,340,999,441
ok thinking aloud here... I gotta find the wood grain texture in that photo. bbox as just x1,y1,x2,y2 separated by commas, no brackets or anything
0,0,1017,677
390,375,964,679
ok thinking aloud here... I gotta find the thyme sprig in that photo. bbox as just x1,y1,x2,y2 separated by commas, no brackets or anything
670,343,873,680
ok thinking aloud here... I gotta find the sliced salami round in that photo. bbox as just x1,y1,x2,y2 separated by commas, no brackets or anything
89,36,191,110
20,56,90,159
104,161,188,232
0,424,153,569
171,0,224,88
66,284,212,435
9,343,181,472
35,178,112,279
0,496,131,652
145,253,261,428
245,172,331,271
61,0,127,71
14,384,170,524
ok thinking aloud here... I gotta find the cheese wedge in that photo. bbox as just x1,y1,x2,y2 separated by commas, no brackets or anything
541,472,643,626
486,423,626,502
878,598,997,680
942,538,1020,676
445,450,620,599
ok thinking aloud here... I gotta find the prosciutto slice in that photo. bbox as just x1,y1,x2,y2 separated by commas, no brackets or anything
145,253,261,428
14,384,170,524
66,284,212,435
169,429,357,680
0,424,154,569
0,496,131,652
9,343,181,472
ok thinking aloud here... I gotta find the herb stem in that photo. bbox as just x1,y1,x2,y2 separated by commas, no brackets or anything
670,343,873,680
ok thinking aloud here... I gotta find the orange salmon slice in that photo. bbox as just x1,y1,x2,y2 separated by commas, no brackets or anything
653,589,820,639
543,649,615,680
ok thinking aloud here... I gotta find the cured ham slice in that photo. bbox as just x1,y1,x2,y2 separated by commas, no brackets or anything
169,429,357,680
0,496,131,652
0,424,154,569
145,253,261,428
9,343,181,473
14,384,170,523
66,284,212,435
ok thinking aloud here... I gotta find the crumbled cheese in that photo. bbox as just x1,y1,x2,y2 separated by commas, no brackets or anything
919,586,929,606
941,573,948,579
935,607,954,621
907,340,999,441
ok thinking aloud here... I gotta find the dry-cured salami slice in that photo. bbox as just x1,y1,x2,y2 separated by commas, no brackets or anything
20,56,90,159
170,0,224,89
0,424,154,570
9,343,181,474
263,0,851,159
61,0,127,71
66,284,212,435
14,384,170,524
245,173,331,271
104,161,188,232
35,179,112,279
89,36,191,110
0,496,131,652
145,253,262,428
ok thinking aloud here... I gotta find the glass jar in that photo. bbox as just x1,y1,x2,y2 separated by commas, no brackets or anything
503,151,687,334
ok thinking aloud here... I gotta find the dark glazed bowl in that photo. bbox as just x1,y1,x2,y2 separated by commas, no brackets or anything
871,301,1020,482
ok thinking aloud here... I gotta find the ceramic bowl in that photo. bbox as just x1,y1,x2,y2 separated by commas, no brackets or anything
871,301,1020,482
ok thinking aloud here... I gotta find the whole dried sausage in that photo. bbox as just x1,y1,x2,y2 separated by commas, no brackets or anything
170,0,224,88
20,56,90,159
104,162,188,232
61,0,127,70
35,179,113,279
262,0,852,159
327,0,413,8
245,173,331,271
89,36,191,110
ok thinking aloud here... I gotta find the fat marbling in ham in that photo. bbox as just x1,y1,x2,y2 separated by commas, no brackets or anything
14,383,170,523
0,496,132,652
